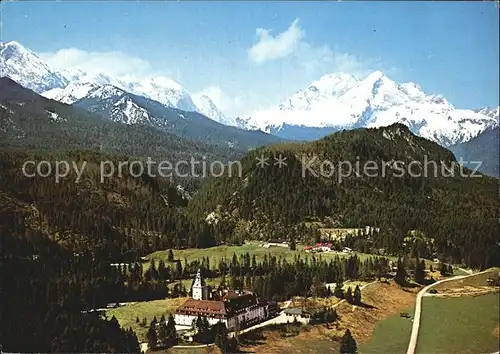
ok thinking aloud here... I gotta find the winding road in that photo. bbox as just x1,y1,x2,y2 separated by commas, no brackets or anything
406,269,489,354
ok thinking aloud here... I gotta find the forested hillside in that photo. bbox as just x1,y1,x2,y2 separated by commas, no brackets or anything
1,252,141,353
0,77,242,166
0,149,228,262
189,124,499,268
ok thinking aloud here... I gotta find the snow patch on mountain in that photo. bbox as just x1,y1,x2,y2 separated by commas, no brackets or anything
46,110,66,122
111,96,151,125
120,77,196,112
475,106,499,121
76,85,156,126
43,81,101,104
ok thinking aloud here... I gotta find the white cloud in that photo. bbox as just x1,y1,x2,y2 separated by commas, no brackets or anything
38,48,162,81
248,18,376,78
248,18,303,64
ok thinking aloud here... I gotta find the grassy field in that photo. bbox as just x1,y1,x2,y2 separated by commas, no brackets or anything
416,293,500,354
358,305,415,353
451,267,471,276
145,243,393,270
434,267,500,291
106,297,188,342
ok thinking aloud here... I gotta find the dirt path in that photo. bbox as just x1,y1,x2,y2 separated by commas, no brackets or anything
406,270,491,354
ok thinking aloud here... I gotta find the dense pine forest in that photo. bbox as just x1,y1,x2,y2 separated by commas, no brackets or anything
189,124,499,269
1,126,498,267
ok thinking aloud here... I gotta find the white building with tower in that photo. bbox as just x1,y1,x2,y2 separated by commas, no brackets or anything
174,269,268,331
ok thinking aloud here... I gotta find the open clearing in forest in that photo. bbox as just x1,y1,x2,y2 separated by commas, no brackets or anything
433,267,500,292
145,243,391,269
416,293,500,354
106,297,188,342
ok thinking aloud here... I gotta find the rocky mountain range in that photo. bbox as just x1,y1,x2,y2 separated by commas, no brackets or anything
1,40,498,148
244,71,499,147
1,41,228,122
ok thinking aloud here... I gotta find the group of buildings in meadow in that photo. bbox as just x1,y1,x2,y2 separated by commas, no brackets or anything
173,269,269,338
303,242,353,254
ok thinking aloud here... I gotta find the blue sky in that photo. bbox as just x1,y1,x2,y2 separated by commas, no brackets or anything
2,1,499,116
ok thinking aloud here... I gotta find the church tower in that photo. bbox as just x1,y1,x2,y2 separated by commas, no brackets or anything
192,268,206,300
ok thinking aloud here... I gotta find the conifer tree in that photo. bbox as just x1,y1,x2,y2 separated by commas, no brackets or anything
395,257,407,285
353,285,362,305
340,329,358,354
415,259,426,284
214,321,229,353
345,287,354,304
158,318,167,347
168,249,175,262
334,282,344,299
147,321,157,349
166,314,177,347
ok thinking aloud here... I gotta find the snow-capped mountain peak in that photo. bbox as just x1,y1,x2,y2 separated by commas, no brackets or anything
2,41,32,59
85,85,127,100
1,41,231,125
309,72,357,94
1,41,68,93
120,77,196,112
191,93,237,126
75,84,153,125
246,70,499,146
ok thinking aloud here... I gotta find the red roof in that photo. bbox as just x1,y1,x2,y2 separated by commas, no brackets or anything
315,243,332,247
176,298,227,315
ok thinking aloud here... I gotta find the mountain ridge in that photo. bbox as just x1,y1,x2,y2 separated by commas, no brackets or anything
0,77,244,172
244,71,498,147
449,126,499,177
72,83,282,150
2,40,498,147
1,41,228,123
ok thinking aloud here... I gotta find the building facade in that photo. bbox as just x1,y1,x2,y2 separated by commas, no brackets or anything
174,269,268,331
